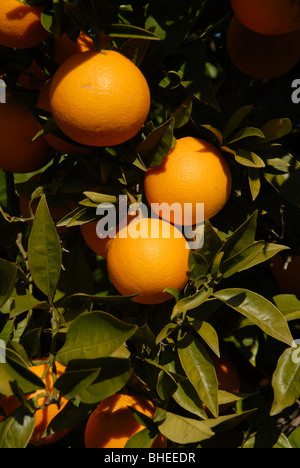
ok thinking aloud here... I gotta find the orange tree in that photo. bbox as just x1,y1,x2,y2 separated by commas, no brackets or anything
0,0,300,449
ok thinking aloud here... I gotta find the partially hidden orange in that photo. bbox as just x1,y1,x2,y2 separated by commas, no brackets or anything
144,137,232,226
84,393,167,448
0,96,52,174
0,360,70,446
0,0,49,49
107,217,190,305
231,0,300,35
227,16,300,79
49,50,151,147
37,81,90,156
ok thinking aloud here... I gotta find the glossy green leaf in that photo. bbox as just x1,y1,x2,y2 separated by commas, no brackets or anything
264,152,300,206
137,117,175,168
223,105,254,141
171,287,213,320
260,118,292,143
214,288,293,346
228,127,265,145
220,211,258,262
105,24,160,40
27,195,62,298
190,319,219,357
0,344,44,396
178,333,218,417
56,311,137,366
234,149,265,168
273,294,300,321
220,241,266,278
159,411,214,444
247,167,261,201
270,346,300,416
56,357,131,404
125,427,158,448
0,407,35,449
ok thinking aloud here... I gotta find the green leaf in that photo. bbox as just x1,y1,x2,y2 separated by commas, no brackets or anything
270,346,300,416
213,288,294,346
178,333,219,417
27,195,62,298
228,127,265,145
160,350,207,419
264,152,300,207
0,260,18,309
190,319,219,357
234,149,265,168
159,411,214,444
105,24,160,40
0,345,44,396
223,105,254,141
260,118,292,143
220,241,266,278
125,427,158,448
0,406,35,449
242,243,289,271
173,95,193,129
220,211,258,262
56,357,131,404
273,294,300,321
171,287,213,320
200,125,223,146
247,167,261,201
56,311,137,366
137,118,175,168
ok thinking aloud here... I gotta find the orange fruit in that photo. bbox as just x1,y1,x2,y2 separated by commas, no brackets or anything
144,137,232,226
227,16,300,80
0,360,70,446
81,220,114,259
107,217,190,305
0,96,52,174
0,0,49,49
231,0,300,36
49,50,151,147
36,81,90,156
81,212,137,259
270,253,300,294
84,393,167,448
212,354,240,393
52,31,111,65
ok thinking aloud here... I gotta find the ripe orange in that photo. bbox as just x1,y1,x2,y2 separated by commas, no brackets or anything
52,31,111,65
144,137,232,226
84,393,167,448
227,16,300,80
81,220,114,259
231,0,300,36
49,50,151,147
36,81,90,156
270,253,300,295
0,360,70,446
81,212,137,259
0,96,52,174
107,217,190,305
0,0,49,49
